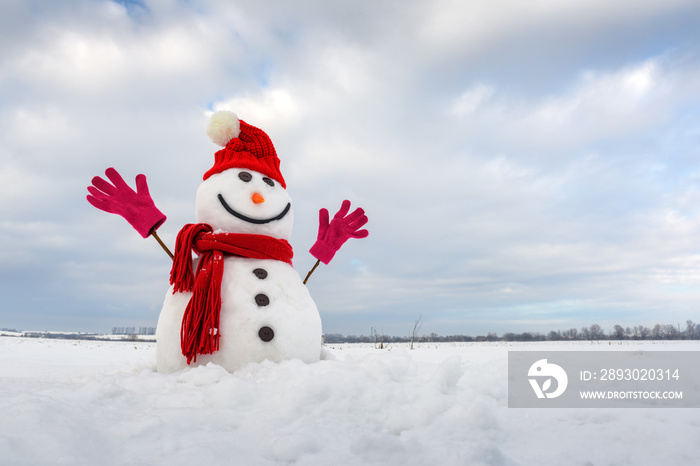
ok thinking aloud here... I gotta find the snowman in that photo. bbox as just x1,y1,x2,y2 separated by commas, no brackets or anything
87,110,368,372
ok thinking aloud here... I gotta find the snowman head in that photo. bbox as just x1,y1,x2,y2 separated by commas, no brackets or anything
195,111,294,239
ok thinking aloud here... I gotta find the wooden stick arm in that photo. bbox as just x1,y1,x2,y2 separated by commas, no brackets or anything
150,228,174,259
303,259,321,285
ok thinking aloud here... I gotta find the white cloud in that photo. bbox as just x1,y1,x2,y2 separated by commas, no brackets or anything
534,60,663,125
0,164,48,208
3,106,81,157
418,0,696,53
450,84,494,117
213,88,303,131
2,0,700,336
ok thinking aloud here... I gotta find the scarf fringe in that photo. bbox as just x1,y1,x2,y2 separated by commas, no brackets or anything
180,251,223,364
170,223,211,293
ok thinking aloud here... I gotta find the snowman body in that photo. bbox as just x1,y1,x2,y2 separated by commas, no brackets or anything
156,166,322,373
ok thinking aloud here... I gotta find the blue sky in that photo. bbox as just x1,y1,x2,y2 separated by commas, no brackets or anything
2,0,700,337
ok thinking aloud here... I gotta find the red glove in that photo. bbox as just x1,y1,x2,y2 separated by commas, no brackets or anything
87,167,166,238
309,200,368,265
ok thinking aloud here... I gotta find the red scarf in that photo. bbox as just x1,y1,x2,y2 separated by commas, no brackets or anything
169,223,294,364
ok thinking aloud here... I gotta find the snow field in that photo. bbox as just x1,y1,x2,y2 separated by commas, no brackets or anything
1,337,698,465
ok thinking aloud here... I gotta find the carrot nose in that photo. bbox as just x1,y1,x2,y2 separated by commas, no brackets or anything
252,192,265,204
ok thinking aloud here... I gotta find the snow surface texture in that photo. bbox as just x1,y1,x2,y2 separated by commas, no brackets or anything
1,337,698,466
156,166,322,373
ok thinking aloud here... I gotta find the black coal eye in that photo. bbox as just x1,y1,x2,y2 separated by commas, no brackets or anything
238,172,252,182
262,177,275,187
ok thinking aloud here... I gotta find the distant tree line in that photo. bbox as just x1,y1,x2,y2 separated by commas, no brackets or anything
5,320,700,345
0,329,155,342
112,327,156,335
325,320,700,344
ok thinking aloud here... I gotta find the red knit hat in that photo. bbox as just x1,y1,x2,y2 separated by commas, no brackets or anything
204,111,286,188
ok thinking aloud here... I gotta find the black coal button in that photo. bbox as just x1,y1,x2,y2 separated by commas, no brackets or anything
255,294,270,306
258,326,274,342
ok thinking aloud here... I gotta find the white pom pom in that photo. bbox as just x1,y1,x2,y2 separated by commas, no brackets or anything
207,110,240,147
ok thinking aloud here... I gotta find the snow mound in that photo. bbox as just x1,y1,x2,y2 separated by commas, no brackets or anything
1,338,699,465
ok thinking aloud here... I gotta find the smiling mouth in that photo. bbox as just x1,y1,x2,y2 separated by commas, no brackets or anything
218,194,291,224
